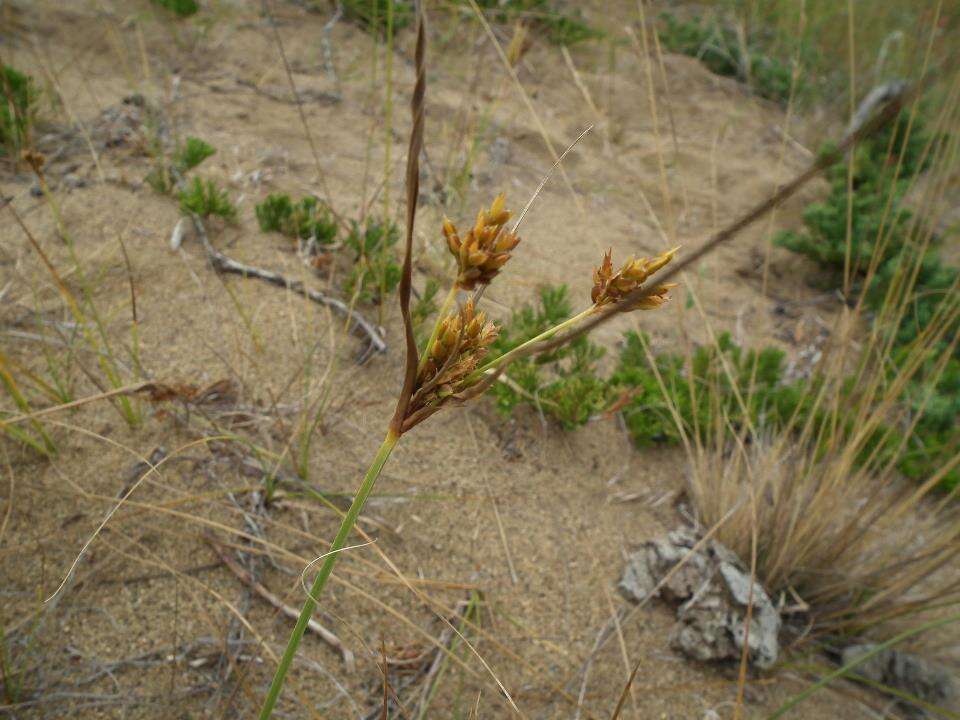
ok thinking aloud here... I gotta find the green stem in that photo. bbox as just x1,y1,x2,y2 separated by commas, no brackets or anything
258,429,400,720
418,285,458,371
468,305,596,383
767,610,960,720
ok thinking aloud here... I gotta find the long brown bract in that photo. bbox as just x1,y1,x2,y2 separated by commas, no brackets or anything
391,10,427,436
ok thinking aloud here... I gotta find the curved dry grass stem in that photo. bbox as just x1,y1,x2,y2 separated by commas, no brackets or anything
515,78,928,364
43,434,233,604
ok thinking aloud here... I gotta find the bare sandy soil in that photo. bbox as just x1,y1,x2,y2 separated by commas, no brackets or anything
0,1,889,718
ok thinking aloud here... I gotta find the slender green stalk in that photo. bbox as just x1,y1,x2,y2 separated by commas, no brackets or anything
767,610,960,719
258,429,400,720
418,284,458,370
468,305,595,382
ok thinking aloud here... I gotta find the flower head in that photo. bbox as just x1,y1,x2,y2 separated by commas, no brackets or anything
591,247,679,309
412,299,498,411
443,194,521,289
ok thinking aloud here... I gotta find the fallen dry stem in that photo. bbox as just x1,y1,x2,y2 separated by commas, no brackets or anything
189,215,386,361
521,78,931,362
204,533,355,671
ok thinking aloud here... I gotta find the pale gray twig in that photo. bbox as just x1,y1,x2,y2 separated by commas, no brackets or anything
189,215,386,362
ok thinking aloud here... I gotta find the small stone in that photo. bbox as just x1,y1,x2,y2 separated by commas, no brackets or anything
841,644,957,717
619,551,656,602
619,526,782,670
63,173,86,189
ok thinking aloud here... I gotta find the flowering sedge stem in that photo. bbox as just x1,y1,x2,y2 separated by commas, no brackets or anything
258,429,400,720
417,284,458,371
468,305,596,382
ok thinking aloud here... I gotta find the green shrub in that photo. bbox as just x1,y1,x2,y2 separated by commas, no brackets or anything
412,278,441,350
656,13,799,103
343,219,401,304
151,0,199,17
255,194,338,245
899,356,960,490
175,136,216,172
490,285,609,429
178,177,236,221
771,101,957,488
866,246,960,358
342,0,413,35
612,330,959,491
1,64,38,157
775,109,938,277
469,0,601,46
146,136,216,194
612,330,798,445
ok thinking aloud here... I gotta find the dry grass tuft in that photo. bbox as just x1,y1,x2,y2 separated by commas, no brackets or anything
688,432,960,639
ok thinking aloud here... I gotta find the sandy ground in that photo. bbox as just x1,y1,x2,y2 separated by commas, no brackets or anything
0,1,895,718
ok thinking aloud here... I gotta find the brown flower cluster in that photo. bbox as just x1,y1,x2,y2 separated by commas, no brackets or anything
443,194,521,289
591,247,679,309
411,299,498,412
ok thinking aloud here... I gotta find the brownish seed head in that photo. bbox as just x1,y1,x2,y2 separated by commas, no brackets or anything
591,246,679,309
21,150,45,176
413,299,498,410
443,194,520,289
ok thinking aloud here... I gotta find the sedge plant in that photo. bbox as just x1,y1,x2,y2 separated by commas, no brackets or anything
257,17,678,717
258,8,923,714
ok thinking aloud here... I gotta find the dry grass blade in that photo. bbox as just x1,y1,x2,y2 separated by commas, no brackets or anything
189,215,386,361
204,533,355,671
609,657,642,720
522,77,930,361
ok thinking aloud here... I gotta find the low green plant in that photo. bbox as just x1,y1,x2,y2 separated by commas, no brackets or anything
490,285,609,429
255,193,337,245
146,136,216,194
0,351,57,457
867,245,960,358
898,356,960,490
178,177,236,221
613,330,798,445
175,136,215,172
774,108,937,277
342,0,413,35
412,278,441,350
772,101,958,488
150,0,199,17
343,218,401,304
1,64,38,158
469,0,601,46
612,329,960,491
656,12,799,103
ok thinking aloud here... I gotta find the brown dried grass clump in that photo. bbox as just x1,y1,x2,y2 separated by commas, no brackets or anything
688,431,960,639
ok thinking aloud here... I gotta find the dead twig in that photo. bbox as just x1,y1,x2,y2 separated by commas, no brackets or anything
204,533,356,672
235,77,340,106
189,215,386,362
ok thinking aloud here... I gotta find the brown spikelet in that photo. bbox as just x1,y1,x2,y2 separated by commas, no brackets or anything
591,246,679,309
403,299,498,430
443,194,521,289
